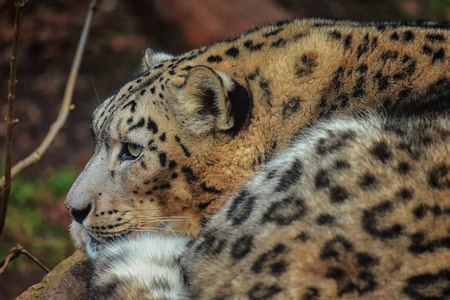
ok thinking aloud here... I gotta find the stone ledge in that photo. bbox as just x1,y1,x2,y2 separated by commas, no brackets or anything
17,250,90,300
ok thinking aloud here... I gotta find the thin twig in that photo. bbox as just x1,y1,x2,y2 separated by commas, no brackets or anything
0,0,26,237
0,244,50,274
0,0,100,236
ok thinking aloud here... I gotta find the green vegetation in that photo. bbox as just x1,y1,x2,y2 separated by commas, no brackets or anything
426,0,450,20
1,167,77,273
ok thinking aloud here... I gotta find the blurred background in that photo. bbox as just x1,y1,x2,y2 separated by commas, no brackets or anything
0,0,448,298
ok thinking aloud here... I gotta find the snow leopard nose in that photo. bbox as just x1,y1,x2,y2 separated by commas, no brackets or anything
68,203,92,224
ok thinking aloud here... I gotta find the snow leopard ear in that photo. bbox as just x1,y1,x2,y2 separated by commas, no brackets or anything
141,48,174,71
177,66,251,135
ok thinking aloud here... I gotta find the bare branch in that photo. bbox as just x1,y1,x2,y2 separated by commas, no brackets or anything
0,0,100,236
0,244,50,274
0,247,22,274
0,0,26,237
21,246,51,273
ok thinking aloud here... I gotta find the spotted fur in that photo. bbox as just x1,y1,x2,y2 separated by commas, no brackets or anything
90,110,450,299
65,19,449,259
182,111,450,299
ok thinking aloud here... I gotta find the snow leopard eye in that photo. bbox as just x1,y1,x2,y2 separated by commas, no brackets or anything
119,143,142,160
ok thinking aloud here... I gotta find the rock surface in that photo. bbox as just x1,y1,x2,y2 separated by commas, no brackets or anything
17,251,89,300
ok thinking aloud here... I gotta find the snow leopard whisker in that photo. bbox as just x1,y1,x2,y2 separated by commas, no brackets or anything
134,227,184,233
161,221,178,235
137,217,189,222
137,215,189,218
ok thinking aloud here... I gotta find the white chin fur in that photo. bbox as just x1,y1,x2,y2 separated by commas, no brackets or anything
69,221,89,249
92,234,191,299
